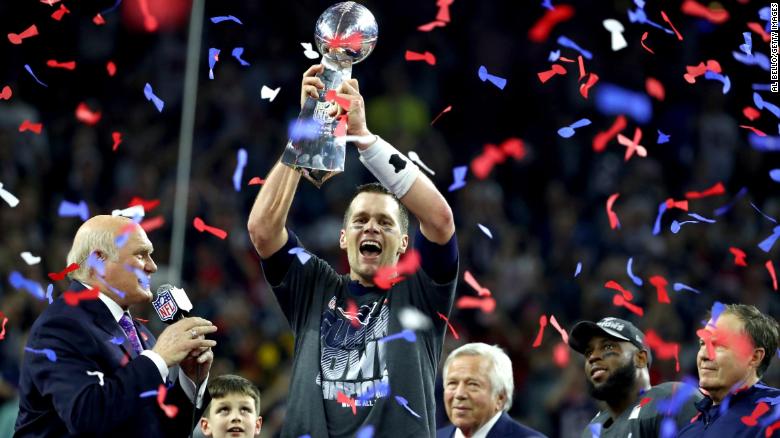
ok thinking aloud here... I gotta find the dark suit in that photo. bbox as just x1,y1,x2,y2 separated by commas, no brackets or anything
437,412,547,438
15,281,205,437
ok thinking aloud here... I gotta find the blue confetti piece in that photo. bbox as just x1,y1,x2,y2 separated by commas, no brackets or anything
754,92,780,118
127,266,149,289
732,51,770,71
143,83,165,113
139,389,158,398
379,329,416,344
749,134,780,151
740,32,752,55
477,223,493,238
714,187,747,216
357,381,391,402
759,395,780,405
394,395,421,418
652,202,668,235
109,336,125,345
594,83,652,124
356,426,375,438
288,247,312,265
557,36,592,60
688,213,715,223
114,232,130,248
297,435,312,438
58,200,89,221
548,50,561,62
627,7,673,34
208,48,220,80
758,225,780,253
86,252,105,277
210,15,243,24
627,257,643,286
656,381,697,416
233,148,247,191
771,169,780,183
660,417,677,438
477,65,507,90
751,202,779,224
289,118,321,141
574,262,582,278
558,118,592,138
708,301,725,327
703,71,731,94
657,130,670,144
673,282,702,294
100,0,122,15
671,220,699,234
9,271,45,299
24,64,48,88
588,423,602,438
46,283,54,304
231,47,250,66
448,166,468,192
25,347,57,362
753,83,774,91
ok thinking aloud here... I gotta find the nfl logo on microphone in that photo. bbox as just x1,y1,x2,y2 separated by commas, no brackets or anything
153,290,178,322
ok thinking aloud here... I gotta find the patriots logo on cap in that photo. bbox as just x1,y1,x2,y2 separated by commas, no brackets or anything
153,289,178,322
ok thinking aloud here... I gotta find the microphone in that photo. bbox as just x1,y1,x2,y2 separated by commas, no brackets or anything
153,284,193,324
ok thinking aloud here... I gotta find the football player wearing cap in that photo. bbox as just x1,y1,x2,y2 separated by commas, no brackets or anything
568,317,702,437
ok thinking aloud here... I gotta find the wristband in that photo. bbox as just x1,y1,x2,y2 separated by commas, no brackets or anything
358,136,419,198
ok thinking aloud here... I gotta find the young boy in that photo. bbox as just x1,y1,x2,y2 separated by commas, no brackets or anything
200,375,262,438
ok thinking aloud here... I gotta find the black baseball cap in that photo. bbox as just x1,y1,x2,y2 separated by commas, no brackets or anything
569,317,652,365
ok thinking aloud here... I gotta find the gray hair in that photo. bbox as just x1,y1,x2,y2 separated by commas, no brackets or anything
66,227,119,282
442,342,515,412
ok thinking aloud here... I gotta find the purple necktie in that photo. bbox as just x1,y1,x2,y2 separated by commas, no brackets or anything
118,313,144,355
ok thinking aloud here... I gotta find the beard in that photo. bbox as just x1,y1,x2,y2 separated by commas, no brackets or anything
587,360,637,402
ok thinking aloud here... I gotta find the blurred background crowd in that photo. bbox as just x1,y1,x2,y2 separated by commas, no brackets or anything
0,0,779,436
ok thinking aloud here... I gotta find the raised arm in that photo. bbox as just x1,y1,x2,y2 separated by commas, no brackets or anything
333,79,455,244
247,65,325,258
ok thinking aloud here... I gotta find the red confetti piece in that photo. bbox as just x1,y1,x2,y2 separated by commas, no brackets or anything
140,216,165,232
436,0,453,23
418,20,447,32
500,137,525,160
743,106,760,121
740,125,767,137
463,270,491,297
337,391,357,415
553,341,570,367
48,263,80,281
76,102,102,126
134,316,149,324
62,286,100,306
19,120,43,134
156,384,179,418
766,260,778,291
697,326,754,362
0,86,12,100
649,275,671,304
326,32,363,51
684,60,721,83
612,294,644,316
605,280,634,300
8,25,38,45
741,402,770,426
681,0,729,24
374,250,421,289
577,56,586,81
729,247,747,267
606,193,621,229
665,198,689,211
537,64,566,83
41,0,61,5
92,13,105,25
106,61,117,77
639,397,652,407
766,419,780,436
193,217,228,240
431,105,452,126
455,296,496,313
248,177,265,185
617,127,647,161
437,311,460,339
645,329,680,371
528,4,575,43
51,4,70,21
325,89,352,111
139,331,149,342
685,182,725,199
645,77,665,101
334,115,348,138
640,32,655,54
46,60,76,70
128,196,160,212
111,131,122,151
469,139,524,179
660,11,683,41
344,299,361,328
404,50,436,66
579,73,599,99
593,115,627,153
747,22,771,43
696,331,714,366
558,56,577,63
532,314,548,348
0,310,7,340
549,315,569,344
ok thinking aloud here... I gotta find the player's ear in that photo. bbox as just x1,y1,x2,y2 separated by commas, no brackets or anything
339,229,347,250
200,417,212,437
255,416,263,435
398,234,409,254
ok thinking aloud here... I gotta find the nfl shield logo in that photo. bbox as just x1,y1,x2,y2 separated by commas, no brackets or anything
153,290,178,322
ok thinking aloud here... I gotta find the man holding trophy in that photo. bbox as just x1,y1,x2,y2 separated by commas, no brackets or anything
247,3,458,436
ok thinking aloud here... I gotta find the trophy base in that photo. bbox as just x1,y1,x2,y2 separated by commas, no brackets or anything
296,167,341,188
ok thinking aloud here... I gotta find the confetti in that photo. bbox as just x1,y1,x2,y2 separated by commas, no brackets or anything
528,4,574,43
767,260,778,291
0,85,11,100
686,182,725,200
649,275,671,303
156,384,178,417
111,205,145,218
660,11,683,41
448,165,468,192
673,282,702,294
193,217,228,239
579,72,599,98
9,271,45,299
549,315,569,344
325,89,352,110
603,19,627,51
606,193,621,229
617,127,647,161
463,270,492,296
86,370,105,386
558,118,591,138
8,25,38,45
337,391,357,415
747,22,771,43
325,32,364,51
671,220,698,233
25,347,57,362
553,341,570,367
645,78,665,101
233,148,247,191
404,50,436,66
741,402,770,426
75,102,102,126
436,0,453,22
210,15,243,24
19,120,43,134
613,294,644,316
657,130,670,144
111,131,123,151
729,247,747,266
753,92,780,118
398,307,432,331
477,223,493,239
92,13,105,25
741,126,767,137
703,70,731,94
48,263,79,281
46,60,76,70
589,423,602,438
208,48,220,80
430,105,452,126
455,296,496,313
20,252,41,265
106,61,117,76
645,330,680,371
532,315,548,347
437,311,460,339
24,65,48,87
680,0,729,24
355,425,375,438
0,182,20,207
739,32,753,56
140,216,165,233
418,20,447,32
652,202,669,235
593,115,627,152
373,250,420,289
665,199,689,211
574,262,582,277
58,200,89,221
477,66,507,90
143,83,164,112
394,395,421,418
557,35,592,60
640,32,655,54
537,64,567,83
758,225,780,252
407,151,435,175
605,280,634,300
248,177,265,185
378,329,416,344
626,257,643,286
594,84,652,123
300,42,319,60
288,247,311,265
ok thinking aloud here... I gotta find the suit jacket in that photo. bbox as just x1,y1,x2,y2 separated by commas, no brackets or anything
436,412,547,438
15,281,206,437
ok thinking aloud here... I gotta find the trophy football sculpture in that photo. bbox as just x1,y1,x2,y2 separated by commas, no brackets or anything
281,1,379,187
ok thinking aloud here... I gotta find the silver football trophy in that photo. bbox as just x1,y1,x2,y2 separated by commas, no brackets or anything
281,1,378,187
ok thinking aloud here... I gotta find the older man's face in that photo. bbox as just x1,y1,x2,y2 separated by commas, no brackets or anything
697,313,760,402
444,355,504,436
